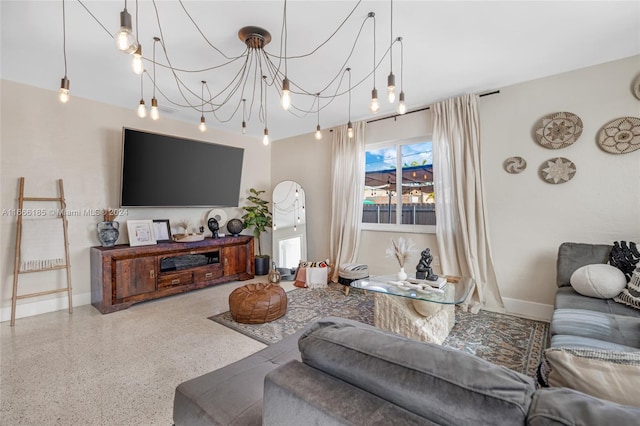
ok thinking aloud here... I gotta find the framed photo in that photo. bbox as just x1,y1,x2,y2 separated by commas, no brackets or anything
152,219,172,243
127,220,157,247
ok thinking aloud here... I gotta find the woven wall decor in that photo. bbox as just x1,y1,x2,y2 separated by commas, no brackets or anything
540,157,576,184
598,117,640,154
633,75,640,101
534,112,583,149
503,156,527,174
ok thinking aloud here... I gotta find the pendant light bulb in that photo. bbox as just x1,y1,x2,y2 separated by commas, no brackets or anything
150,97,159,120
369,88,380,113
397,91,406,115
347,121,354,139
242,121,247,134
137,99,146,118
281,78,291,111
199,116,207,132
387,72,396,103
263,128,270,146
131,45,143,74
58,77,70,104
315,125,322,141
115,7,138,53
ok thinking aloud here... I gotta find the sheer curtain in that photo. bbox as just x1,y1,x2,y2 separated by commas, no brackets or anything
432,94,503,312
329,121,366,281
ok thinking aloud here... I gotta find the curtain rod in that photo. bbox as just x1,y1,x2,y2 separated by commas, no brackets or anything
366,90,500,124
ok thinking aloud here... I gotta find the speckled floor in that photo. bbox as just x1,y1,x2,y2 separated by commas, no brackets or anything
1,278,296,425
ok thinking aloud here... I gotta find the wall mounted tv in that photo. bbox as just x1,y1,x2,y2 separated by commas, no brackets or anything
120,128,244,207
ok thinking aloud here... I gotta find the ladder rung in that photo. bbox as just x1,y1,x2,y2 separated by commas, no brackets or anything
22,197,62,202
18,265,69,274
16,288,70,299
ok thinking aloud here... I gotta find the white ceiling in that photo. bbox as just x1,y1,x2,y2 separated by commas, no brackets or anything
2,1,639,141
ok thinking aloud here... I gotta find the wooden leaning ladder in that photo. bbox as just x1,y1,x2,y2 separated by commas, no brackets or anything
11,177,73,326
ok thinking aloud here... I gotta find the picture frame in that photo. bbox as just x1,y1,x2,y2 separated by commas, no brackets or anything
152,219,172,243
127,220,157,247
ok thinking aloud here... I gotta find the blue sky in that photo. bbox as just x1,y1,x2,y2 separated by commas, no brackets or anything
365,141,432,172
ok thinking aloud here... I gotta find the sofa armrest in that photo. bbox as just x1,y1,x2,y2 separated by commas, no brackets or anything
298,318,535,426
556,242,612,287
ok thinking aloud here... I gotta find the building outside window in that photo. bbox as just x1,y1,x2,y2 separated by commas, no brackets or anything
362,137,435,232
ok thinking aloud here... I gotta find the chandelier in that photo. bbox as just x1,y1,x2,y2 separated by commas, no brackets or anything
61,0,408,144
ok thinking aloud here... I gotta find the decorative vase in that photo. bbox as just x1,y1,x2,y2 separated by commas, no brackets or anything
226,218,243,236
97,221,119,247
397,267,408,281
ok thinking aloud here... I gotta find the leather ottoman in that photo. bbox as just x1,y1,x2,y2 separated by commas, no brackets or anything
229,283,287,324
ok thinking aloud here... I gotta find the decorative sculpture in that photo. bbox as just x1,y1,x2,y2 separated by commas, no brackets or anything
207,217,219,238
416,248,438,281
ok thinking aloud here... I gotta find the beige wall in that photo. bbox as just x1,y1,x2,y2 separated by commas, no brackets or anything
0,80,269,320
272,55,640,319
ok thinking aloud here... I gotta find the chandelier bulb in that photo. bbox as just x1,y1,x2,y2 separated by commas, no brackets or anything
315,124,322,141
387,72,396,103
397,91,406,115
150,97,159,121
58,77,70,104
137,99,146,118
199,116,207,132
115,8,138,54
263,128,270,146
369,88,380,113
281,78,291,111
347,121,354,139
131,45,143,74
242,121,247,135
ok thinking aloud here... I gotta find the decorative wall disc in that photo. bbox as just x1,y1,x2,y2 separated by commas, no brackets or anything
535,112,583,149
540,157,576,184
207,208,228,227
597,117,640,154
503,156,527,174
633,75,640,100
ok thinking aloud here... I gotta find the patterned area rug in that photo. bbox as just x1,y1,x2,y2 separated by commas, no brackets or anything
209,283,549,377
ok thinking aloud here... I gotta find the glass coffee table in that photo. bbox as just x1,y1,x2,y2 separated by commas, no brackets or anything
350,274,475,344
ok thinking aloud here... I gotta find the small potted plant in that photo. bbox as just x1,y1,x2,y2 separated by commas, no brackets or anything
241,188,273,275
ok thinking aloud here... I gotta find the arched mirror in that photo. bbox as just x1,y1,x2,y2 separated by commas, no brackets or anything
272,181,307,273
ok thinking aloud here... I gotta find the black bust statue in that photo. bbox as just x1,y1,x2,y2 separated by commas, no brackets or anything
416,248,438,281
207,217,220,238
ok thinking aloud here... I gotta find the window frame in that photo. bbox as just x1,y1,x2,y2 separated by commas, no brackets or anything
361,135,436,234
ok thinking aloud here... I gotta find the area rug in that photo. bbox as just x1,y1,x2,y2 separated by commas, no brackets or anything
209,283,549,377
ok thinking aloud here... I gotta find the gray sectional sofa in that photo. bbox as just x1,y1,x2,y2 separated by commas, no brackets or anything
173,242,640,425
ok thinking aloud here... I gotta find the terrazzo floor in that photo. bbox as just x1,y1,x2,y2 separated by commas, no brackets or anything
1,278,296,426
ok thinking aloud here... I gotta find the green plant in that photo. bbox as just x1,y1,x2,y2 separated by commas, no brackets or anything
241,188,273,257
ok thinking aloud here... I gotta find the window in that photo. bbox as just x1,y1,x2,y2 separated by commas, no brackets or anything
362,137,435,232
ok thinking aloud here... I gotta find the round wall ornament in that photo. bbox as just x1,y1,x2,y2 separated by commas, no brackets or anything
633,75,640,100
540,157,576,184
503,156,527,174
534,112,583,149
597,117,640,154
207,209,228,227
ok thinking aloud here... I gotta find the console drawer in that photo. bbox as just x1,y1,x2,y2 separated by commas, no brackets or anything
194,267,223,282
158,271,193,288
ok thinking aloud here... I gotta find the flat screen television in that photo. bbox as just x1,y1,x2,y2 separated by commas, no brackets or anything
120,128,244,207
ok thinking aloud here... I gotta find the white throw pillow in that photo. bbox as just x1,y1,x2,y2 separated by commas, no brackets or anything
570,264,626,299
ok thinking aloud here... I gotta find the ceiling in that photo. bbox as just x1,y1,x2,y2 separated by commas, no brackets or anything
2,1,639,141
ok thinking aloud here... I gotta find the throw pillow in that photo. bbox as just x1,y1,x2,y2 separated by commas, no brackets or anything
609,241,640,282
569,264,626,299
537,347,640,407
614,266,640,310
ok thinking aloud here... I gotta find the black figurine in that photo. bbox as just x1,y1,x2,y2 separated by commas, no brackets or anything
207,217,220,238
416,248,438,281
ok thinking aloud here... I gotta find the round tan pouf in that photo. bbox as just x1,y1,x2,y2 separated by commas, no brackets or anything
229,283,287,324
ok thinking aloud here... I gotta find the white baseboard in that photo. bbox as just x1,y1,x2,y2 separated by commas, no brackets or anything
500,297,553,322
0,292,91,323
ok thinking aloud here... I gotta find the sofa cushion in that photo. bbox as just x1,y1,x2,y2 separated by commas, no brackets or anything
538,347,640,407
298,318,535,426
554,286,640,317
528,387,640,425
550,334,640,352
556,242,611,288
569,264,626,298
550,308,640,347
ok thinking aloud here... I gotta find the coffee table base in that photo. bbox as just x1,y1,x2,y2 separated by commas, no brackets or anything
374,293,455,345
